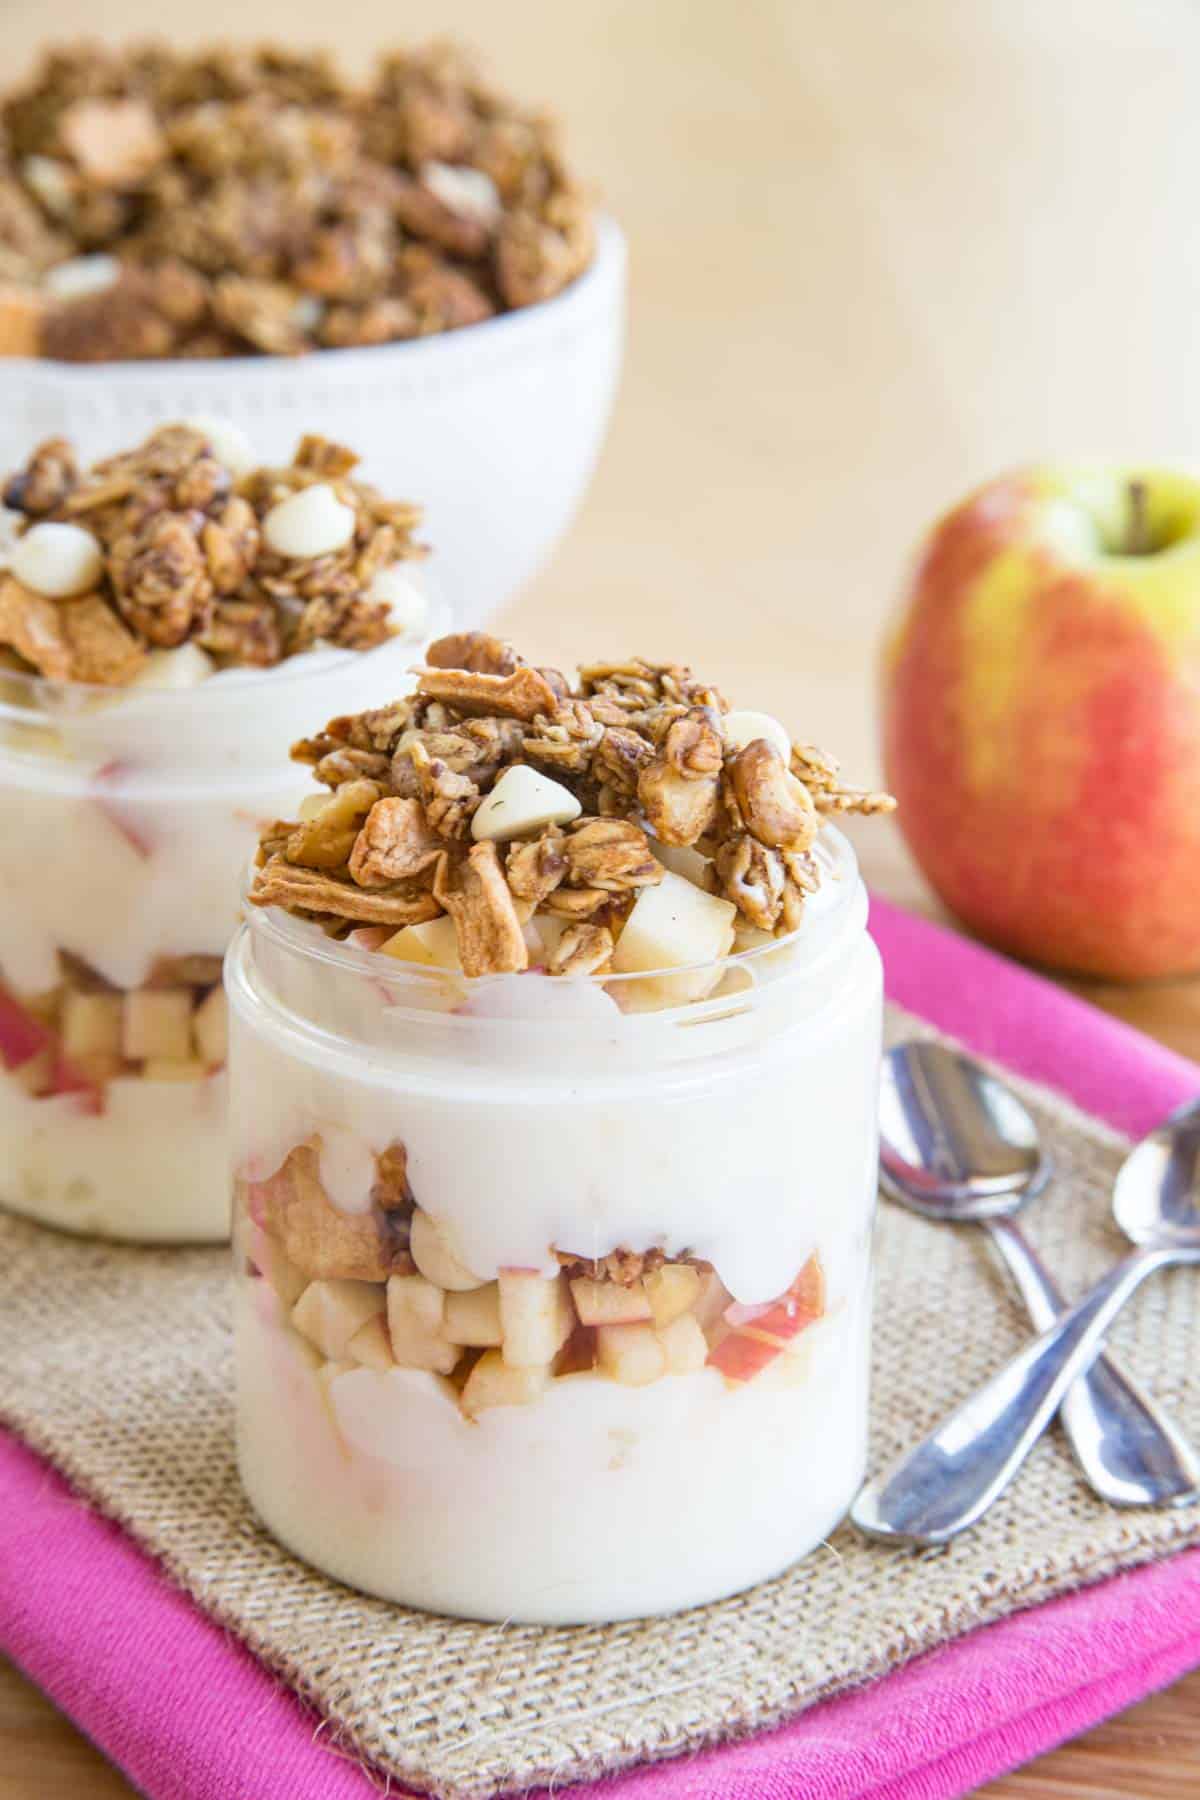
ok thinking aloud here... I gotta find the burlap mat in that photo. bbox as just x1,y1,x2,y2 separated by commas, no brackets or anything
2,1004,1199,1799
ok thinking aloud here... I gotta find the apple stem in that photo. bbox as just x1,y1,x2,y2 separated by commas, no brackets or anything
1125,479,1150,555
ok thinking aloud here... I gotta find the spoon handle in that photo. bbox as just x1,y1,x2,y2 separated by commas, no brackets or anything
851,1243,1180,1544
987,1218,1200,1507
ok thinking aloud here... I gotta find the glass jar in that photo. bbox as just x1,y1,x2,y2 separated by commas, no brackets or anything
228,824,881,1623
0,619,438,1244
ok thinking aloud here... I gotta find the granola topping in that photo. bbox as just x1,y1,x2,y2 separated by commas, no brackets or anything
0,424,425,683
0,41,594,362
248,633,895,982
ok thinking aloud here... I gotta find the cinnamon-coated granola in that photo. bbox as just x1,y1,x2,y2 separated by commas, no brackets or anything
0,41,594,362
0,424,423,683
249,631,895,970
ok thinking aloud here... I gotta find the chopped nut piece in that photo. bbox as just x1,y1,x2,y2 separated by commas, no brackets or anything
714,834,786,931
547,921,614,976
108,512,214,647
728,740,818,852
661,708,724,781
349,797,443,885
433,842,528,976
286,778,382,871
3,437,78,514
638,756,720,847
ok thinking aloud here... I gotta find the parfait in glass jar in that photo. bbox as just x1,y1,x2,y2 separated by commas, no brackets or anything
0,420,435,1241
231,633,894,1622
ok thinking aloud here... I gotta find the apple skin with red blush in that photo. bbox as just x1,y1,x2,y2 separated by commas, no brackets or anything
882,467,1200,980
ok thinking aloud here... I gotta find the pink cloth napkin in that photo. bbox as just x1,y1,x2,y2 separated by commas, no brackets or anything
2,894,1199,1800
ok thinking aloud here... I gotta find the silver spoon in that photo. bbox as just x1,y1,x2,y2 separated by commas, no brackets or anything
878,1042,1200,1508
853,1094,1200,1543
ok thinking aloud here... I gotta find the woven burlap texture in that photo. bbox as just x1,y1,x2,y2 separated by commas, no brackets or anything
1,1004,1198,1800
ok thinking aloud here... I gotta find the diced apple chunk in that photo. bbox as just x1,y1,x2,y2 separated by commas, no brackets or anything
644,1264,700,1328
569,1276,652,1327
596,1321,667,1387
292,1278,386,1360
706,1256,825,1382
610,872,736,1005
657,1311,708,1374
10,1044,53,1096
60,991,123,1061
460,1347,549,1416
122,988,192,1061
409,1207,484,1291
346,1313,396,1372
386,1273,460,1374
498,1270,574,1368
692,1268,735,1335
444,1281,503,1346
142,1057,208,1082
192,986,227,1066
380,915,462,970
244,1222,308,1307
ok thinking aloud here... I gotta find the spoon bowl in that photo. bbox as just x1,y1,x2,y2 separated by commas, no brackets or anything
1114,1100,1200,1249
880,1041,1044,1215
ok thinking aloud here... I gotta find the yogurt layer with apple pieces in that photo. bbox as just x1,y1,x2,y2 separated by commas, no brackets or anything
0,420,434,1241
233,634,893,1619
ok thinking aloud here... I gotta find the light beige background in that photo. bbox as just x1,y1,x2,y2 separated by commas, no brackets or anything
3,1,1200,1794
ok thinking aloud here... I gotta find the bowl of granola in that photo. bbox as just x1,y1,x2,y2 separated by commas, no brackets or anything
0,420,447,1244
230,629,894,1622
0,43,624,623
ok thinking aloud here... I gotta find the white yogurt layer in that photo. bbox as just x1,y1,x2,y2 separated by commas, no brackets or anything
0,1067,228,1241
236,1273,871,1623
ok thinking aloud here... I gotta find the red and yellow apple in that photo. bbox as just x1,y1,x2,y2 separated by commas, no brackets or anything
882,467,1200,979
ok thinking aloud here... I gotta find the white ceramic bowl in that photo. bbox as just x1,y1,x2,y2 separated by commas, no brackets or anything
0,218,626,626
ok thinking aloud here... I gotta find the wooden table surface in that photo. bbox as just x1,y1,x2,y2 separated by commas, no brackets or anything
3,0,1200,1792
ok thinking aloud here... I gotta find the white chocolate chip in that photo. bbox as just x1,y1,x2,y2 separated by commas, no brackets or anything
129,644,215,690
471,764,582,842
12,522,103,598
367,564,427,637
420,161,502,228
722,709,792,763
43,254,121,301
181,415,257,477
261,483,356,560
22,156,73,219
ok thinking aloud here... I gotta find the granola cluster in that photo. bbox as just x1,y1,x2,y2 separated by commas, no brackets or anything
240,1133,828,1409
0,425,423,684
0,41,593,360
249,630,894,975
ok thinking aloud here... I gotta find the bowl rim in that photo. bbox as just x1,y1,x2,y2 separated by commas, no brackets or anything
0,215,626,387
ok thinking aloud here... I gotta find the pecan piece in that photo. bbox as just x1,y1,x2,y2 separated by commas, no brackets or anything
415,661,560,723
547,922,613,977
433,843,528,977
286,778,381,871
505,827,567,906
714,834,785,931
727,741,818,852
349,797,443,886
564,818,662,893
